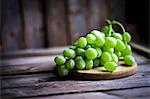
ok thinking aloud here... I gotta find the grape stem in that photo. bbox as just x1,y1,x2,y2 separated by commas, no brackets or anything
106,19,112,25
112,20,126,33
106,19,114,36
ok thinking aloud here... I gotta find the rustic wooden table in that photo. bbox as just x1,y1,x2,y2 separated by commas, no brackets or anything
1,46,150,99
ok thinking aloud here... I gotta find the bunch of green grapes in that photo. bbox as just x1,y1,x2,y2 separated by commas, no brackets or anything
54,19,135,76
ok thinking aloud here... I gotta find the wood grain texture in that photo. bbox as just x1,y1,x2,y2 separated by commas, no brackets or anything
46,0,67,46
21,0,45,48
132,52,150,65
1,0,23,51
1,55,56,75
106,87,150,98
1,75,150,98
2,49,149,64
71,63,137,80
67,0,88,43
1,46,69,59
109,0,125,21
1,52,150,76
1,72,149,89
2,73,57,88
25,92,122,99
88,0,109,30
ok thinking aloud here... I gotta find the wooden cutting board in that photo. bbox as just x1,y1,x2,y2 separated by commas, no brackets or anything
70,60,137,80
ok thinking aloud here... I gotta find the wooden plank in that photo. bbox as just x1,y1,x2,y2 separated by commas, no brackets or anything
1,54,149,76
1,55,56,76
68,0,88,43
1,72,149,89
109,0,125,21
88,0,109,30
2,74,150,98
1,49,149,64
137,64,150,73
133,52,150,65
1,73,57,88
1,0,23,51
106,87,150,98
21,0,45,48
130,42,150,58
46,0,67,46
1,55,55,66
1,46,69,59
24,92,122,99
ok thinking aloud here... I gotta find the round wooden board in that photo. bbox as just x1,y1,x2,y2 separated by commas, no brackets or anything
70,61,137,80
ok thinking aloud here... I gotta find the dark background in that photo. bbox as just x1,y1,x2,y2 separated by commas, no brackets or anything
0,0,149,52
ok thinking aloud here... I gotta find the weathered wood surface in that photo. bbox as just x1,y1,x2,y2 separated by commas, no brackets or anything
1,56,55,76
46,0,67,46
88,0,109,30
106,87,150,98
1,48,150,99
1,0,126,51
1,51,149,76
1,46,69,58
21,0,45,48
68,0,88,43
2,76,150,98
1,0,23,51
1,72,149,89
25,92,122,99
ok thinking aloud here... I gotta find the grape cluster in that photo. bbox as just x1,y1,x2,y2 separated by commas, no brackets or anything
54,19,135,76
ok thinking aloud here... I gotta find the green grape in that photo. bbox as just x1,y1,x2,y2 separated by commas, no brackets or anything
85,59,93,69
91,30,105,38
93,58,100,67
63,49,76,58
95,47,102,58
75,56,86,69
55,55,66,65
86,34,96,44
101,32,105,37
73,39,78,46
124,55,135,65
108,48,114,54
102,47,114,54
85,44,92,49
123,32,131,43
70,45,77,50
66,59,75,69
85,48,98,60
104,62,117,72
116,39,125,51
57,65,69,76
121,44,132,57
101,25,110,36
101,52,112,62
99,58,105,66
105,37,117,48
91,30,105,47
111,53,118,63
76,48,85,57
78,37,87,48
114,50,121,58
94,36,105,47
113,33,123,40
